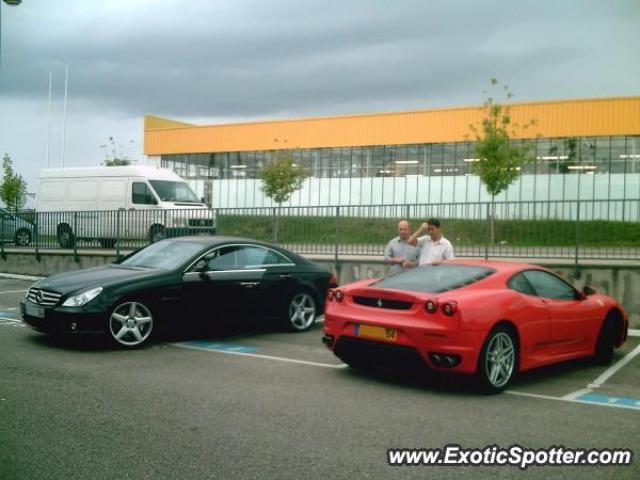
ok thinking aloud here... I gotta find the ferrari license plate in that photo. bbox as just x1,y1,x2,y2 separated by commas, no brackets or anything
26,303,45,319
354,324,397,341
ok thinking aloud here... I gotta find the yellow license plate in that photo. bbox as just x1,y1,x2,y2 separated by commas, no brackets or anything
354,324,397,341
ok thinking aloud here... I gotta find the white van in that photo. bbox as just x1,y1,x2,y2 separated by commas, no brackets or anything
36,166,215,248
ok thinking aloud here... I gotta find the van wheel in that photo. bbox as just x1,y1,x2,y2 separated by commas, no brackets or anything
15,228,31,246
99,238,117,249
149,225,165,243
57,225,75,248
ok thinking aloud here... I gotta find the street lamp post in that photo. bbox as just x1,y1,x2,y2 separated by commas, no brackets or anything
61,61,69,167
0,0,22,69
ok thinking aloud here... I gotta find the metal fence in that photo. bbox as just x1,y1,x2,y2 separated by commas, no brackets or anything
2,200,639,267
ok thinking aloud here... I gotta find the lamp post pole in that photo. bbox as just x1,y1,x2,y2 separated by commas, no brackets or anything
46,70,52,167
61,61,69,167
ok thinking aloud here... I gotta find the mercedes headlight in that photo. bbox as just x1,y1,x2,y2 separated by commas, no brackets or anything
62,287,103,307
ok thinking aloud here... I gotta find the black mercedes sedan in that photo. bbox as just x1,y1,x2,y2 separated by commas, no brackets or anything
21,236,337,348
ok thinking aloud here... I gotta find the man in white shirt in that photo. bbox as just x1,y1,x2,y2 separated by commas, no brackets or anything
407,218,455,266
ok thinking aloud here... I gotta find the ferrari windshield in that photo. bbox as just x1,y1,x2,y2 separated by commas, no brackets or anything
374,264,495,293
118,240,203,270
149,180,200,203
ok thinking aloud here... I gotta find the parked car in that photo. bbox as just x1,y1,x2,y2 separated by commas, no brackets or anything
36,166,215,248
1,208,33,246
21,236,337,347
322,260,628,393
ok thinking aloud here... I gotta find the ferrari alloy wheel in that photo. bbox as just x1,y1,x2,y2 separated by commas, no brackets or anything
108,301,154,348
287,291,316,332
477,326,517,393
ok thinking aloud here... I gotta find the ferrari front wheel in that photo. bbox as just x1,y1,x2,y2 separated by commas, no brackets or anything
476,325,518,394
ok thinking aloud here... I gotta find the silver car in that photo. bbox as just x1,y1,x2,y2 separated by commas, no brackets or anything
1,209,33,246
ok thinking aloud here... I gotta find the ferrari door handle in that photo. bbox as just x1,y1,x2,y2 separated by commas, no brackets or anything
279,274,292,279
239,282,259,288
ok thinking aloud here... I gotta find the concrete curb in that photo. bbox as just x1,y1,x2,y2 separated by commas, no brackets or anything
0,272,43,281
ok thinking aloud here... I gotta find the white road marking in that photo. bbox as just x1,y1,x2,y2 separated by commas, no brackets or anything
562,388,593,401
0,315,23,323
560,343,640,401
587,343,640,389
629,329,640,337
0,290,28,294
171,342,348,369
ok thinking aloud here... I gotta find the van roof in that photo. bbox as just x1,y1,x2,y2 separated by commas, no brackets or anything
38,166,183,181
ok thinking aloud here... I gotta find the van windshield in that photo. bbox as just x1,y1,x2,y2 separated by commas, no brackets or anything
149,180,200,203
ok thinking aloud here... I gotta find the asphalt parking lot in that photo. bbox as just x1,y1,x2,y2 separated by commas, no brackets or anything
1,277,638,480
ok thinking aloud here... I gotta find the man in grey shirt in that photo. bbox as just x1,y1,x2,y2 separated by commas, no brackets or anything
384,220,419,274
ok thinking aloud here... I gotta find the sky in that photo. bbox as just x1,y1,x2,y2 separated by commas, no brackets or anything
0,0,638,205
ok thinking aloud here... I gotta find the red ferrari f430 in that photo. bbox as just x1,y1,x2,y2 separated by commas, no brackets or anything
323,260,628,393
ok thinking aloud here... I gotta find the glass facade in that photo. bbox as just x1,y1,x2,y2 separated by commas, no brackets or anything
161,135,640,208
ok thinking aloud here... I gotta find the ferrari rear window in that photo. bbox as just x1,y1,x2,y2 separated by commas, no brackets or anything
374,264,495,293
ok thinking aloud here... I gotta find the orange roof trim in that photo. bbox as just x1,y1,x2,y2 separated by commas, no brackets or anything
144,96,640,155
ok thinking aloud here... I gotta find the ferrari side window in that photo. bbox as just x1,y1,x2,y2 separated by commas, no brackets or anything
508,273,537,296
522,270,577,300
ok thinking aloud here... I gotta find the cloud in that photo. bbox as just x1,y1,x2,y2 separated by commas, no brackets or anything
0,0,638,207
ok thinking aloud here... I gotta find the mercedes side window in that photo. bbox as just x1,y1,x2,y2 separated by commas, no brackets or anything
206,246,240,271
522,270,577,300
132,182,157,205
508,273,537,296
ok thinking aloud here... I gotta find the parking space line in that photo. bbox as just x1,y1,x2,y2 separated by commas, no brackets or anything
0,290,28,294
171,342,348,369
587,343,640,389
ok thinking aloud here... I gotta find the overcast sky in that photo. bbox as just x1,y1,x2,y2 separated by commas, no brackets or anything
0,0,638,204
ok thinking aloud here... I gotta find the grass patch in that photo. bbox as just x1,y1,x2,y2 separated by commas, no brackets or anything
217,214,640,248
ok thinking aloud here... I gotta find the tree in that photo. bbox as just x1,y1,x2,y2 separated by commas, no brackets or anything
259,152,309,241
469,78,536,242
104,157,131,166
0,153,27,211
101,136,132,166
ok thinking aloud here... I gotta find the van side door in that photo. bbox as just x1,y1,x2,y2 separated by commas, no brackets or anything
126,179,160,240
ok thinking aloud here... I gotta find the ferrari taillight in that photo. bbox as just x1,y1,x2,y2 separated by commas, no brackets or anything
327,290,335,301
424,299,438,314
335,289,344,302
441,301,458,316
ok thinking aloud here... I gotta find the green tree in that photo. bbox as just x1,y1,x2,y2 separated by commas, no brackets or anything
104,157,131,166
101,136,132,166
259,152,309,241
469,78,536,242
0,153,27,211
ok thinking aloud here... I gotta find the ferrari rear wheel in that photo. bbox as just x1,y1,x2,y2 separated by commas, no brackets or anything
476,325,517,394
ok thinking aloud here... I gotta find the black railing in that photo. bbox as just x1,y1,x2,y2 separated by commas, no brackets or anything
1,200,639,269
